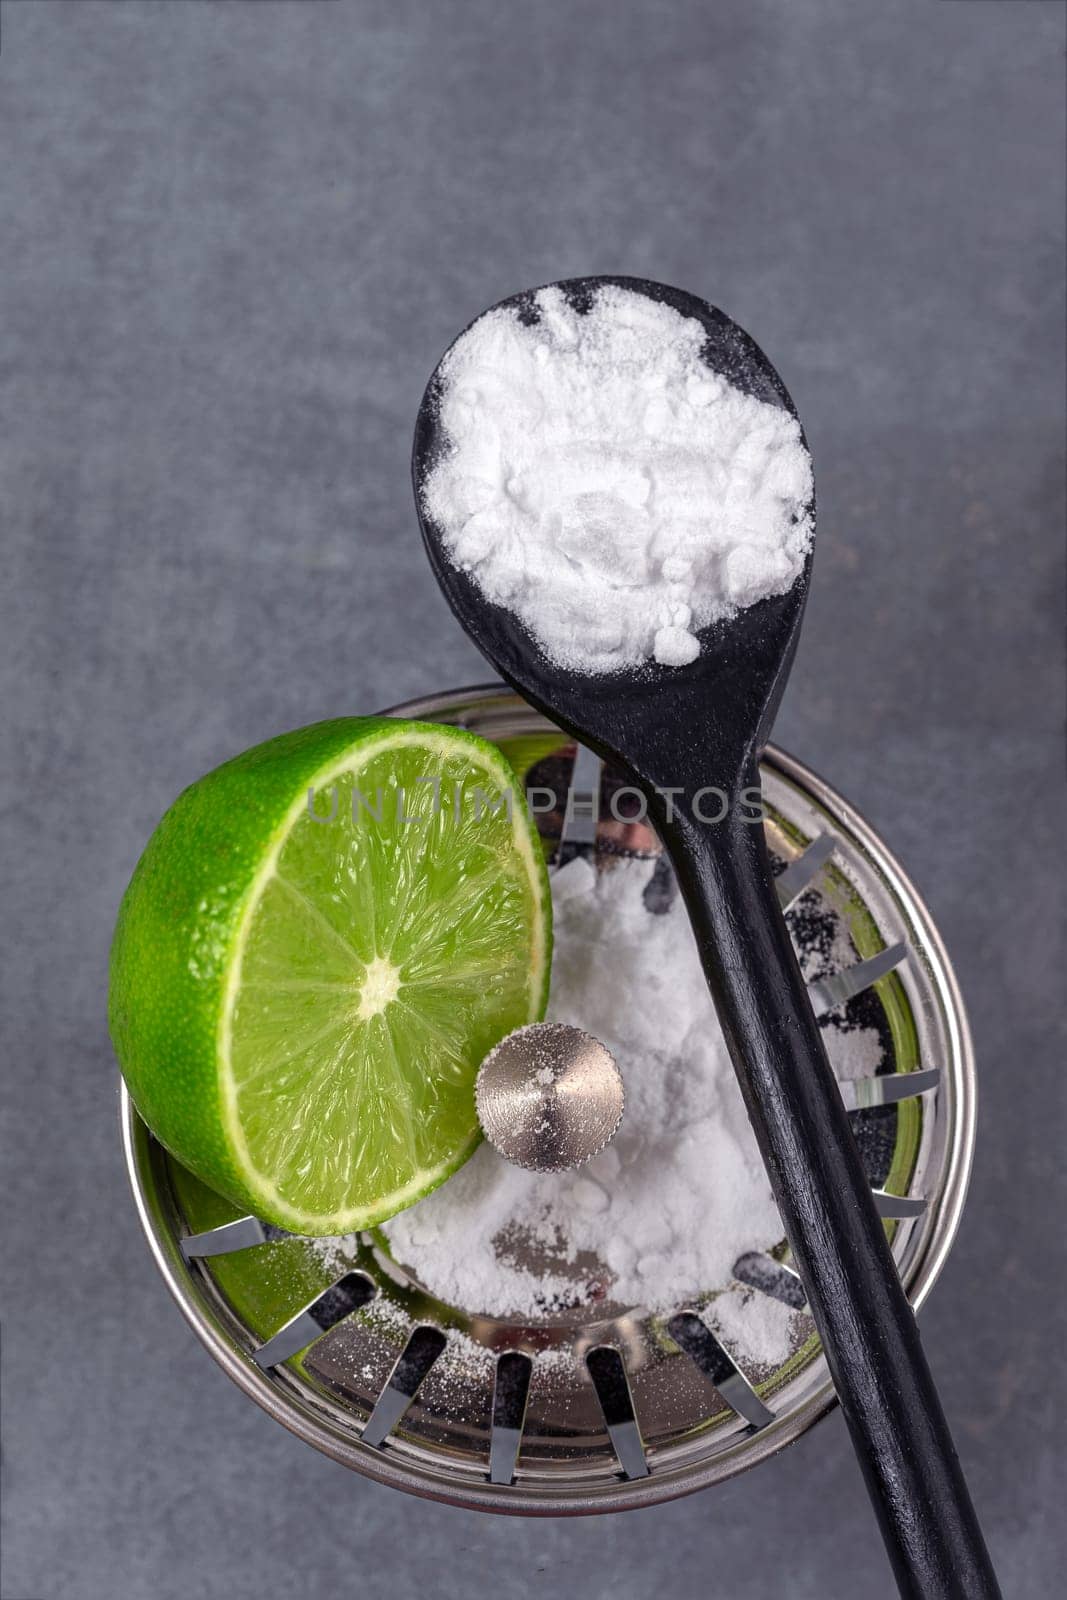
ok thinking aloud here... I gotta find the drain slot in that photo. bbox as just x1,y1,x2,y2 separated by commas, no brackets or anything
872,1189,927,1220
488,1352,533,1485
667,1312,774,1431
363,1326,448,1448
585,1345,649,1480
838,1065,940,1113
554,744,602,867
733,1252,809,1312
182,1215,291,1259
808,942,908,1017
775,833,835,910
641,852,677,914
253,1271,377,1369
308,1271,378,1330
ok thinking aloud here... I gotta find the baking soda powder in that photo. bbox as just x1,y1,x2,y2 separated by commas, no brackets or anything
371,855,882,1364
421,284,813,673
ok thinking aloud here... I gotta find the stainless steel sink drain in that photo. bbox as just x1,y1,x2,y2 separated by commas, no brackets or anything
121,684,975,1515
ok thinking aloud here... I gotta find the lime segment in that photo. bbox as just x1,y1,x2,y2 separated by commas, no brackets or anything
109,718,551,1234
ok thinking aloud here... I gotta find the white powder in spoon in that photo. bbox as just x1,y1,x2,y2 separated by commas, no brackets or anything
421,284,814,673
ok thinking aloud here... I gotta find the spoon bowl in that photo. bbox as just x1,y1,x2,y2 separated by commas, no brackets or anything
413,276,810,796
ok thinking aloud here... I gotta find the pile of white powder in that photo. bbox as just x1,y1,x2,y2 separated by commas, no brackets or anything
379,854,883,1366
421,284,814,672
312,854,884,1367
383,853,783,1320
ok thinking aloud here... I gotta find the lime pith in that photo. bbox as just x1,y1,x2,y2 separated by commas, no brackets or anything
109,718,551,1234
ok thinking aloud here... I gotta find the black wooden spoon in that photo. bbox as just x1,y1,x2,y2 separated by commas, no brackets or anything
413,277,998,1599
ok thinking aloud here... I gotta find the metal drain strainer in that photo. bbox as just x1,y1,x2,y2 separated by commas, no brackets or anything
122,685,975,1515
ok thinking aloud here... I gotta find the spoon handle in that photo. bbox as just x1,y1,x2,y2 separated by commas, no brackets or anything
663,800,1000,1600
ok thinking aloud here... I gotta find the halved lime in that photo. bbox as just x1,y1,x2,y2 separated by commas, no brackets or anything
109,718,551,1233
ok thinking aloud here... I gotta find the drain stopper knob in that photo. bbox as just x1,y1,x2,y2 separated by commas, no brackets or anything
475,1022,625,1173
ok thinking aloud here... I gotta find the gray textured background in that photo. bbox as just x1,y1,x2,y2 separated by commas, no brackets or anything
1,2,1064,1596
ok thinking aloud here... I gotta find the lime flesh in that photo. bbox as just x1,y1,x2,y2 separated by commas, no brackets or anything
109,718,551,1233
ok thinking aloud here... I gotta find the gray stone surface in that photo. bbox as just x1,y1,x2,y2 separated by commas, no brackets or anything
1,1,1063,1596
